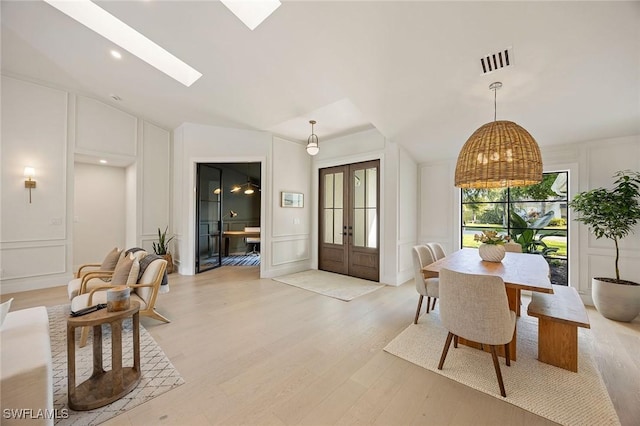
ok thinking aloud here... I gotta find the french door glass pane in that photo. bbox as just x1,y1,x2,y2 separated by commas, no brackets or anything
367,209,377,248
334,209,343,245
335,173,343,208
324,174,334,208
324,209,334,244
366,168,377,208
353,208,365,247
354,169,365,208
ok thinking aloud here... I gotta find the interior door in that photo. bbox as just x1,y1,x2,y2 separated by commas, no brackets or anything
196,164,222,272
319,160,379,281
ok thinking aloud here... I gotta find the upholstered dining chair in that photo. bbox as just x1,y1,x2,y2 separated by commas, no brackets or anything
426,242,447,261
437,268,516,397
504,242,523,253
411,245,439,324
71,256,170,347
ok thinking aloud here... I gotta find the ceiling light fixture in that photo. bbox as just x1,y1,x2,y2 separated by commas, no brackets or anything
43,0,202,87
454,82,542,189
99,159,108,164
110,49,122,59
219,0,281,31
306,120,319,156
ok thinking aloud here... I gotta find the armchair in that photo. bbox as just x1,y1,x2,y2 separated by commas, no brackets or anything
71,256,169,347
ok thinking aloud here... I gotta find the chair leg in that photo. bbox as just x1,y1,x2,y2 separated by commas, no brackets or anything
490,345,507,397
505,342,511,367
431,298,437,310
453,335,458,348
145,309,171,324
414,295,424,324
426,297,431,313
438,332,454,370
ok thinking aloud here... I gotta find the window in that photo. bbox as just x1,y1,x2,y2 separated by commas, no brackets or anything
461,171,568,285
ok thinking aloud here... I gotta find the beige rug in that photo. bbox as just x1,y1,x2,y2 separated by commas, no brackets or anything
48,305,185,425
272,270,384,301
384,309,620,426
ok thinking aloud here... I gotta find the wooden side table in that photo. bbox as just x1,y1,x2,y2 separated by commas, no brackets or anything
67,301,141,411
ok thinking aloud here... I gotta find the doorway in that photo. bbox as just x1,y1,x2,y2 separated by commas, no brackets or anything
319,160,380,281
196,164,222,272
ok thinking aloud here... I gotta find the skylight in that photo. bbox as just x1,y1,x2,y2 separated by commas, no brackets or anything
220,0,281,31
43,0,202,87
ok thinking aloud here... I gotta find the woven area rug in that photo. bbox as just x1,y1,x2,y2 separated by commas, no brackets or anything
222,254,260,266
272,269,384,301
47,305,185,426
384,309,619,426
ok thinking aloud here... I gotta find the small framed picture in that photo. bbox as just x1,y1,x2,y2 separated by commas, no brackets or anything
281,191,304,208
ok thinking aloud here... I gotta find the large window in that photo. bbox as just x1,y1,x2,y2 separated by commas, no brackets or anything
461,171,568,285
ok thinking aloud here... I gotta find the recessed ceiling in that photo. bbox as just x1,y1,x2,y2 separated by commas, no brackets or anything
2,1,638,163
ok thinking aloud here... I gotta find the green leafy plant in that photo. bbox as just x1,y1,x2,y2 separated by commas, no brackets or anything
473,230,509,245
509,210,564,256
153,226,174,255
569,170,640,282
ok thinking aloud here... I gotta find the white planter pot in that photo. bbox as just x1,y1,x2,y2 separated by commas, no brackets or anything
478,243,506,262
592,278,640,322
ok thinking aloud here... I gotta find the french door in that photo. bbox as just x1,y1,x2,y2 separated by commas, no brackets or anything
196,164,222,273
319,160,380,281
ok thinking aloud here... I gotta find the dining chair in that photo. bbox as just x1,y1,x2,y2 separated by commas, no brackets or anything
504,242,523,253
437,268,516,397
411,245,439,324
426,242,447,260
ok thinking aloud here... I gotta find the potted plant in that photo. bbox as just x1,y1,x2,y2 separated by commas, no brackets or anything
569,170,640,321
474,230,509,262
153,226,175,274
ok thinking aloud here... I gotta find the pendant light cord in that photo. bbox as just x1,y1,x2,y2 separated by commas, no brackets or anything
493,85,497,122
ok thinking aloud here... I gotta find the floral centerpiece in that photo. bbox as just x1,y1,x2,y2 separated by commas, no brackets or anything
474,230,509,245
474,230,509,262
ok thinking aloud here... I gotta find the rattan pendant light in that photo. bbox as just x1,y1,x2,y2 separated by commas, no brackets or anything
454,82,542,189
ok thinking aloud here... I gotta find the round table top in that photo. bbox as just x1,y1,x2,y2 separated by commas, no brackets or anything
67,301,140,327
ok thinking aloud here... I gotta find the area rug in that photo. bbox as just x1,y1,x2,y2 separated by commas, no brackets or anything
222,254,260,266
384,309,620,426
272,269,384,301
47,305,185,426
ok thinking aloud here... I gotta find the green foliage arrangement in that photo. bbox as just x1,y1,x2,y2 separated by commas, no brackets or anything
473,230,509,245
569,170,640,282
509,210,564,256
153,226,175,256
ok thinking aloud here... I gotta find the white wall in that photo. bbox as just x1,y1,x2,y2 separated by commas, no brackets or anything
73,163,126,270
172,123,271,276
269,137,312,276
1,76,70,291
0,75,171,293
417,134,640,305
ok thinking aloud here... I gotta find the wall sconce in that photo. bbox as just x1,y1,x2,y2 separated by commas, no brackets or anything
24,167,36,203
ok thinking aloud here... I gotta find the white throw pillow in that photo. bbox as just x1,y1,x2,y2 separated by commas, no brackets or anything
0,297,14,328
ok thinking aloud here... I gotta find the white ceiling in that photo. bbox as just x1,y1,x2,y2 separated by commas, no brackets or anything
2,1,639,163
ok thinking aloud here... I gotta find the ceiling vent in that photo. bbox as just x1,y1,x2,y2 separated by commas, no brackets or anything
480,48,513,74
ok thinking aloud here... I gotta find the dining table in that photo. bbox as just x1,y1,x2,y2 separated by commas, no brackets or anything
422,248,553,360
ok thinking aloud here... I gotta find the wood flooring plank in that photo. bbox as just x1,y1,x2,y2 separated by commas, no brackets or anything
2,267,638,425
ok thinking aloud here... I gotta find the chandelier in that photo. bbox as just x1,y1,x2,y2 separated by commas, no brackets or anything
454,82,542,188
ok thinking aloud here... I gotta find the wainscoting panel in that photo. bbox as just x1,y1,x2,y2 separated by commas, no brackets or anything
1,244,66,280
271,237,310,266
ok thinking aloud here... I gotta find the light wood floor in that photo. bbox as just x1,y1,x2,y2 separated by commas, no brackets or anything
3,267,639,426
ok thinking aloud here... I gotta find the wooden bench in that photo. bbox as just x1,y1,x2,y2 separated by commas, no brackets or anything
527,285,590,372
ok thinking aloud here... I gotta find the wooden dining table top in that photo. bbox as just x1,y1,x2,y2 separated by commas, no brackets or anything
422,248,553,294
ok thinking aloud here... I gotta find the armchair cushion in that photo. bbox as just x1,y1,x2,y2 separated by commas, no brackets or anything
100,247,122,271
111,254,140,286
